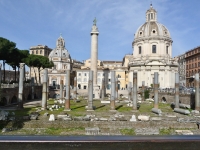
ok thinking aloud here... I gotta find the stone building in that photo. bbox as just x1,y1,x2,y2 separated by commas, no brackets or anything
76,60,128,90
45,35,72,87
127,4,178,88
185,46,200,87
29,45,52,82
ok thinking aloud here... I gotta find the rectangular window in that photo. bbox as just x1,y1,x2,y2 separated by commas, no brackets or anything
148,14,150,21
139,46,142,54
166,46,168,54
152,45,156,53
151,13,153,19
79,73,81,76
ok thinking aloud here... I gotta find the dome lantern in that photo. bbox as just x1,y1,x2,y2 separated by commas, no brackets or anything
146,4,157,22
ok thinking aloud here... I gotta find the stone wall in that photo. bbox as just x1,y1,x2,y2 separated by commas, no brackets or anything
22,120,197,130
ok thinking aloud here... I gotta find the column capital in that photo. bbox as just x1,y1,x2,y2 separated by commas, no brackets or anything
20,63,25,69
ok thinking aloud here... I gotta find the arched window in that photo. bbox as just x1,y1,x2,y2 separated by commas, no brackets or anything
139,46,142,54
152,45,156,53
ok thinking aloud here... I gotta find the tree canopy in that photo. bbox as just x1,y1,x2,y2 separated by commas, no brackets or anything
24,55,54,83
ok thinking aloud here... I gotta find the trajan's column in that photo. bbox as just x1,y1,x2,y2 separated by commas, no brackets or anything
90,18,100,99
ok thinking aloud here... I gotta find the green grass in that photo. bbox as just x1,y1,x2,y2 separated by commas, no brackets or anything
120,128,135,135
139,103,153,112
117,106,133,112
159,128,171,135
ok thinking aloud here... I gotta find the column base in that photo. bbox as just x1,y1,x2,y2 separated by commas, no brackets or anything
93,85,100,99
109,110,117,112
131,110,138,113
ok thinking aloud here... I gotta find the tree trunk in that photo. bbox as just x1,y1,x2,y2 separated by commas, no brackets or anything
38,67,41,84
14,67,16,82
33,68,37,84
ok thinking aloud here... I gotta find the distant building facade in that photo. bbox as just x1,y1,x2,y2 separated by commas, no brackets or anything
185,46,200,87
29,45,52,83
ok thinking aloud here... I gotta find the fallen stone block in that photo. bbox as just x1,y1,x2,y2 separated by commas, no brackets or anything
150,117,162,121
101,100,110,104
130,115,137,122
191,110,200,114
138,115,150,121
49,114,55,121
99,118,108,121
85,127,100,135
73,116,83,121
174,108,190,115
175,130,193,135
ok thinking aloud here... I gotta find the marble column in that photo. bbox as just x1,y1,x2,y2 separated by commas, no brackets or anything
73,77,77,102
0,63,2,85
132,72,137,110
110,71,116,110
65,70,71,111
18,63,25,109
128,82,132,102
142,81,145,101
175,73,180,108
42,68,47,110
115,77,118,100
31,77,34,100
195,73,200,111
154,72,159,109
60,80,63,101
101,78,105,100
90,19,100,99
87,70,94,111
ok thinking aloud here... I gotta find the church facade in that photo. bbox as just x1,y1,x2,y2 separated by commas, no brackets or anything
127,5,178,88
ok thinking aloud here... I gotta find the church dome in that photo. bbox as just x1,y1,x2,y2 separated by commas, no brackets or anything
49,35,71,60
134,4,172,42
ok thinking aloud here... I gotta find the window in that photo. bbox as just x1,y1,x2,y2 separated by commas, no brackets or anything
78,78,81,82
36,50,38,54
148,14,150,21
152,45,156,53
79,73,81,76
32,51,34,54
151,13,153,19
84,86,87,89
84,73,87,76
98,73,100,76
139,46,142,54
117,74,121,78
152,30,156,34
84,78,87,82
40,50,42,54
166,46,168,54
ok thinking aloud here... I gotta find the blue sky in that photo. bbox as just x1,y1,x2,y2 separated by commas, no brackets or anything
1,0,200,70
